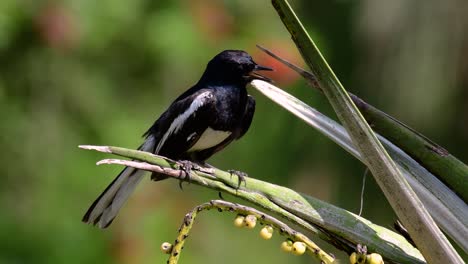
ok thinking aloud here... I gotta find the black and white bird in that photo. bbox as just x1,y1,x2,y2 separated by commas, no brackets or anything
82,50,272,228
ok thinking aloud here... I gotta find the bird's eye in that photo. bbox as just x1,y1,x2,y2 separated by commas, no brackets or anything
241,63,254,73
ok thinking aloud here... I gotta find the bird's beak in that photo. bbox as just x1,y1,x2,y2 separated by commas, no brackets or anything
247,64,274,83
254,65,273,71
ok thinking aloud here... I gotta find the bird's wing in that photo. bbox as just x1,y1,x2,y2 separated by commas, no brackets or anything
145,88,217,158
83,89,218,227
191,95,255,161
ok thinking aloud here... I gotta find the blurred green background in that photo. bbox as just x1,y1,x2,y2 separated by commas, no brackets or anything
1,0,466,263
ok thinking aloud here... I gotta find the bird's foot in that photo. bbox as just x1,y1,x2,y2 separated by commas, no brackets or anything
228,170,248,188
177,160,200,189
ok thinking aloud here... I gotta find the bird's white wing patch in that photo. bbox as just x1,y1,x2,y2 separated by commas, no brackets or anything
156,91,213,153
188,127,231,152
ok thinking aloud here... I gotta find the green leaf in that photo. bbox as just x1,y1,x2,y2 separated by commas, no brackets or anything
271,0,463,262
250,80,468,253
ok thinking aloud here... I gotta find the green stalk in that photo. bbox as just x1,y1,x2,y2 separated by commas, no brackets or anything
80,145,424,263
256,44,468,203
250,80,468,252
351,95,468,203
271,0,463,263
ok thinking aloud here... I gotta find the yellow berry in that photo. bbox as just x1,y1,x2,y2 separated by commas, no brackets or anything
281,240,293,253
292,241,306,255
234,215,245,227
260,225,274,240
160,242,173,254
349,252,367,264
367,253,384,264
244,215,257,229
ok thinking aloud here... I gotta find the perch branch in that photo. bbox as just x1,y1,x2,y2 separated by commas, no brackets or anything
80,145,425,264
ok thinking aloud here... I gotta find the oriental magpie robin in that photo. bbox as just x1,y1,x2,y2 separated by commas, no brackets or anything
83,50,272,228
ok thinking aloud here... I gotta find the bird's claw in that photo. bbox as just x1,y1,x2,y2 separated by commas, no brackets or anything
177,160,200,189
228,170,248,188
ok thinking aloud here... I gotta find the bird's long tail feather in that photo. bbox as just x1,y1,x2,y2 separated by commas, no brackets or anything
82,136,155,228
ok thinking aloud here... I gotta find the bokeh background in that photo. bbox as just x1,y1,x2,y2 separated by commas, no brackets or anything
1,0,467,263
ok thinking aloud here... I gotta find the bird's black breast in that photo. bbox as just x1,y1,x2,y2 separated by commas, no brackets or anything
209,84,249,131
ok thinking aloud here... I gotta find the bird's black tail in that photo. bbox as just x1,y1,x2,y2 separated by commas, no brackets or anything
82,136,155,228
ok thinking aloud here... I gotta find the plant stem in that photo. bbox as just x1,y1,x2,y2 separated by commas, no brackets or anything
80,145,425,263
270,0,463,263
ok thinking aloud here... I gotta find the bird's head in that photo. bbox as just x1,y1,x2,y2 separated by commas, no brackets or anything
201,50,273,85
